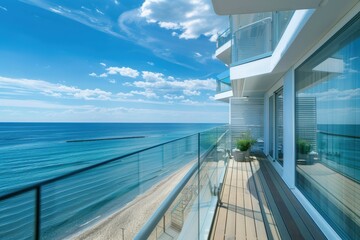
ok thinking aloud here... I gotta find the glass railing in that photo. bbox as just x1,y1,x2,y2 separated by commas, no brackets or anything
135,126,231,240
216,28,231,49
216,80,232,93
232,11,294,65
0,126,229,240
216,70,231,93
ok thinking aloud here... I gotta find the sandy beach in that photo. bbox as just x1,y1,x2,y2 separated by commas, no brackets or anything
71,161,195,240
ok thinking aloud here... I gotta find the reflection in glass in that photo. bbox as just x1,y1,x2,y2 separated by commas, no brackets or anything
275,88,284,165
295,14,360,239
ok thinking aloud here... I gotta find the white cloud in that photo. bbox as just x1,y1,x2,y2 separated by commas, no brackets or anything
139,0,227,41
298,88,360,102
147,61,154,66
142,71,165,82
106,66,139,78
164,94,184,100
0,76,111,101
133,71,216,92
0,99,92,109
100,62,106,67
130,90,159,99
171,32,178,37
49,7,62,14
20,1,125,40
89,72,107,78
95,8,104,15
183,89,201,96
114,0,120,5
117,92,134,98
158,21,181,30
0,6,8,11
181,99,198,105
109,79,116,84
194,52,202,57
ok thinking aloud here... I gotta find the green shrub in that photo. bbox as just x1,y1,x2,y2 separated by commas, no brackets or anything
236,131,256,151
297,139,311,154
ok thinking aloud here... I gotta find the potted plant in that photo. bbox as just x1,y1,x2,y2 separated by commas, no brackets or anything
233,132,255,161
296,139,311,163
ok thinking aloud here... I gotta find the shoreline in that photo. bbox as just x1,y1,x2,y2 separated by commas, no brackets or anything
69,161,195,240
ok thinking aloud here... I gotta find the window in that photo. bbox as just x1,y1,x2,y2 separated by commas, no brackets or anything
295,14,360,239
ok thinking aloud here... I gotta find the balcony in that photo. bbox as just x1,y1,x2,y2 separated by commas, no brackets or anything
216,28,231,49
215,70,233,102
215,28,232,65
136,135,327,240
0,126,230,240
209,154,326,240
231,11,294,66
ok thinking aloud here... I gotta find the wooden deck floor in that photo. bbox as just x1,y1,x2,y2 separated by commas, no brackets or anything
209,154,326,240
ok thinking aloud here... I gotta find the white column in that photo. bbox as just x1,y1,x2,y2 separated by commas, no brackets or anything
283,68,295,189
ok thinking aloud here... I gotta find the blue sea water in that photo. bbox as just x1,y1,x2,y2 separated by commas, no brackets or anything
317,124,360,182
0,122,222,239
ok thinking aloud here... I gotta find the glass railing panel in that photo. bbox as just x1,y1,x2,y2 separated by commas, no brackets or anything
40,154,139,239
231,11,294,66
137,126,230,240
272,11,295,48
0,190,35,240
216,70,232,93
216,28,231,48
232,17,272,64
216,80,232,93
0,126,229,240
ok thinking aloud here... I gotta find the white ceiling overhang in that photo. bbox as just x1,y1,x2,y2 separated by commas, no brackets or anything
211,0,323,15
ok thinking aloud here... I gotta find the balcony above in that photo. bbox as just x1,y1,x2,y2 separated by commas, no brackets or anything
211,0,322,15
231,11,294,67
215,28,232,65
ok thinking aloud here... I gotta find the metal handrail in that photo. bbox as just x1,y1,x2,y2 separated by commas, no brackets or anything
134,130,229,240
0,125,228,240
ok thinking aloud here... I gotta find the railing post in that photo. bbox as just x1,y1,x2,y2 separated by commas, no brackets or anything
34,186,41,240
197,132,200,240
163,216,166,234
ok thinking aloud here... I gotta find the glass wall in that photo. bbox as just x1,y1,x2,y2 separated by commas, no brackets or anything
295,14,360,239
269,95,274,158
275,88,284,165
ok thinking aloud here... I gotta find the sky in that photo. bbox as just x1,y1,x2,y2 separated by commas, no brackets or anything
0,0,229,123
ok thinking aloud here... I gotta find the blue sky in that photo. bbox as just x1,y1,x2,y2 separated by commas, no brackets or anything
0,0,229,123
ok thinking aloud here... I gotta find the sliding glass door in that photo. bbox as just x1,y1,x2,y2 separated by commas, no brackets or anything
268,88,283,166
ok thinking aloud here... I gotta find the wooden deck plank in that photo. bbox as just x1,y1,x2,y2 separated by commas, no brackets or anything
235,161,246,240
211,160,233,240
225,160,236,239
246,161,267,240
251,159,281,240
242,162,257,240
210,154,326,240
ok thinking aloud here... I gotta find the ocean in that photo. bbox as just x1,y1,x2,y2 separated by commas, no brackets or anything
317,124,360,183
0,122,222,240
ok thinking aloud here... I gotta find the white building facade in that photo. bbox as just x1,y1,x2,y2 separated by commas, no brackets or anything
212,0,360,239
